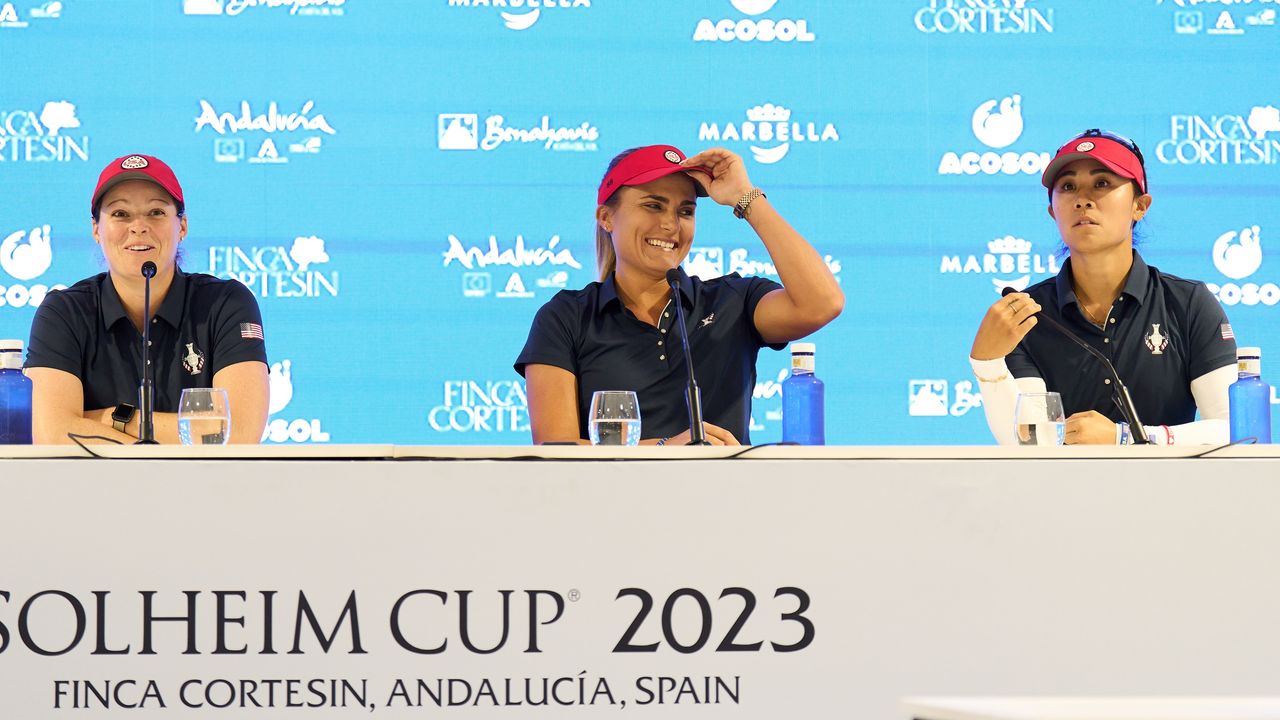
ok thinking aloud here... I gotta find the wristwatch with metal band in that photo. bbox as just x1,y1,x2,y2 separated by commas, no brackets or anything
112,403,136,433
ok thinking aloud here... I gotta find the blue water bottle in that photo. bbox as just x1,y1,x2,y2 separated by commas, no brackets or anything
1229,346,1272,444
782,342,824,445
0,339,33,445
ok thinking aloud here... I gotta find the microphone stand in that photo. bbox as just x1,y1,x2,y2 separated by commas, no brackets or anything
667,269,710,445
137,261,158,444
1003,288,1149,444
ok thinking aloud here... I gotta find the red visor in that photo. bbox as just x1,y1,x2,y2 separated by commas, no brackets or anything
1041,136,1146,194
91,154,185,215
597,145,710,206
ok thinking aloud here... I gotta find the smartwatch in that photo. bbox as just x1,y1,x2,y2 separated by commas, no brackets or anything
112,403,137,433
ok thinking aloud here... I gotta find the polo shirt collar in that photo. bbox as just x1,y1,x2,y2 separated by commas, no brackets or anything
100,267,188,330
597,270,695,312
1054,250,1151,311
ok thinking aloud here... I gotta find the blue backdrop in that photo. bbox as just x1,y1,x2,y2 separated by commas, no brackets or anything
1,0,1277,444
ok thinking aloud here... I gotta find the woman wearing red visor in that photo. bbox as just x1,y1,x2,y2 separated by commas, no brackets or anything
969,130,1237,445
515,145,843,445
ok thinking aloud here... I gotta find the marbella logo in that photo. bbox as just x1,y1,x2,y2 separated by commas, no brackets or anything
437,113,598,152
205,235,340,298
183,0,347,16
194,100,336,165
1156,106,1280,166
939,235,1061,293
0,101,90,163
914,0,1054,34
262,359,332,443
694,0,815,42
446,0,591,31
0,224,65,309
697,104,838,165
939,94,1051,176
428,379,530,434
1207,225,1277,307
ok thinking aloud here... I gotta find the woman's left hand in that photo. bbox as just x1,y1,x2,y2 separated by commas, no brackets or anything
681,148,754,207
1064,410,1117,445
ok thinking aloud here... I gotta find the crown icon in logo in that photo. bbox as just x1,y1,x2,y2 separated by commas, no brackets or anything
746,103,791,122
988,235,1032,254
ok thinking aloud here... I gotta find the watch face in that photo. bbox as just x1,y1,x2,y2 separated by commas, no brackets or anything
113,404,136,422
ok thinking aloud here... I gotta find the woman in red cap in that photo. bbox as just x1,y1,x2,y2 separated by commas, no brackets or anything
515,145,844,445
24,154,269,444
969,130,1237,445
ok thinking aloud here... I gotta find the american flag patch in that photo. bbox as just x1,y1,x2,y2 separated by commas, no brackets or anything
240,322,264,340
1221,323,1235,340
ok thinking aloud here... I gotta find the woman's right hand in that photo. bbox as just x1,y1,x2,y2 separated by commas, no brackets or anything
971,292,1041,361
661,422,741,446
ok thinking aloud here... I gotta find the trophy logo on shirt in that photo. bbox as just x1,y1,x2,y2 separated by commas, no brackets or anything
1144,324,1169,355
182,342,206,375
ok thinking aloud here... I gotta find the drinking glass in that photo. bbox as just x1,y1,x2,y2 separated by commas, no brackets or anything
178,388,231,446
589,390,641,446
1014,391,1065,446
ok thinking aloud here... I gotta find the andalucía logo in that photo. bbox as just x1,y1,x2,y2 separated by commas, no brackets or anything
914,0,1054,34
443,234,581,300
939,235,1060,293
694,0,815,42
205,235,339,298
1207,224,1277,307
183,0,347,17
194,100,337,165
0,224,66,309
938,94,1051,176
437,112,598,152
1156,105,1280,166
446,0,591,31
0,101,90,162
698,104,838,165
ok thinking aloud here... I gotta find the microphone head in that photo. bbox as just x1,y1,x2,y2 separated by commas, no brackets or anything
665,267,684,286
1001,286,1018,297
141,261,157,279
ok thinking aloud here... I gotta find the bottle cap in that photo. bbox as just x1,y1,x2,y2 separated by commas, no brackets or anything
0,339,22,370
791,342,815,355
0,339,22,353
1237,347,1261,361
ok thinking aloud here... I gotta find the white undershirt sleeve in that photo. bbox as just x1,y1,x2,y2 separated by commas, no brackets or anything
970,356,1047,446
1140,363,1235,445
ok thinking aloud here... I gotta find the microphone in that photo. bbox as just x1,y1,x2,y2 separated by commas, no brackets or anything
666,268,710,445
1003,287,1149,444
136,261,158,445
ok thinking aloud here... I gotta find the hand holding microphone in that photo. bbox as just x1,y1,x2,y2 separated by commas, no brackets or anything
971,291,1042,360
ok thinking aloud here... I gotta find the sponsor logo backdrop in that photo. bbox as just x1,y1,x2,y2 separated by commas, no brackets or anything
0,0,1276,444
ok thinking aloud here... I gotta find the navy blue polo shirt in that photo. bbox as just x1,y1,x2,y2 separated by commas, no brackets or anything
26,269,267,412
515,272,784,443
1007,251,1236,425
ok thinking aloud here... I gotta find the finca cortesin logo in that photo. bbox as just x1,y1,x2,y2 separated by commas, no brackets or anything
194,100,336,165
183,0,346,17
684,246,841,282
914,0,1053,34
694,0,814,42
908,379,982,418
429,380,529,434
0,224,66,309
938,235,1060,293
437,113,599,152
446,0,591,31
262,359,331,443
697,104,838,165
1208,225,1278,307
206,235,339,298
0,101,89,162
443,234,581,300
938,94,1051,176
1156,105,1280,166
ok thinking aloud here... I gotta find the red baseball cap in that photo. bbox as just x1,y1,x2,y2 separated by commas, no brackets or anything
597,145,710,206
1041,133,1146,194
91,154,185,216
